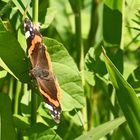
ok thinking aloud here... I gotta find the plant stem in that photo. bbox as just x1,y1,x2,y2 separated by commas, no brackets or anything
120,0,125,49
14,81,22,114
69,0,87,130
86,0,98,53
30,0,39,126
69,0,82,68
8,77,14,100
31,88,37,126
75,0,82,68
33,0,38,23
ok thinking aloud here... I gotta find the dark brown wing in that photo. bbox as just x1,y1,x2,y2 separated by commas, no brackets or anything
31,66,59,101
35,44,51,69
30,45,61,123
37,74,61,123
24,18,42,67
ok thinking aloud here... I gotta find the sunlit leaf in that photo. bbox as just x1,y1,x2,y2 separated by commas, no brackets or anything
41,7,57,29
0,70,7,78
75,117,126,140
44,37,84,111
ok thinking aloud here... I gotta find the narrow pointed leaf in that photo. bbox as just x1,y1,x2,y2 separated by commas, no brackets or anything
75,117,126,140
102,48,140,139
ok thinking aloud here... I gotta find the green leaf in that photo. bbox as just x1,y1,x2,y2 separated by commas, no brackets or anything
13,114,30,131
24,123,62,140
57,112,84,139
103,0,122,45
17,27,27,52
106,48,123,73
127,66,140,92
84,70,95,86
102,48,140,139
40,7,57,29
85,44,107,86
43,37,84,111
12,0,32,18
75,117,126,140
0,70,7,78
85,46,107,76
0,19,30,83
104,0,122,12
0,92,16,140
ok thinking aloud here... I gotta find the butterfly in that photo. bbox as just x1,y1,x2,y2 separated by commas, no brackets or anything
24,18,61,123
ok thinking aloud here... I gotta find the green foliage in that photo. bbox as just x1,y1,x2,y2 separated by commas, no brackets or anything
0,19,30,82
103,48,140,139
103,0,122,45
0,92,16,140
0,0,140,140
75,117,126,140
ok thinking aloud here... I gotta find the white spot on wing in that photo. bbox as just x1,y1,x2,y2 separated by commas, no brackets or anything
29,27,33,31
24,23,26,28
25,31,30,39
54,110,57,114
44,103,53,111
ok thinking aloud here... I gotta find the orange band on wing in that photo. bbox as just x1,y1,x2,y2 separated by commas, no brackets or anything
28,35,42,56
39,87,60,107
44,46,61,101
55,81,61,101
45,48,52,71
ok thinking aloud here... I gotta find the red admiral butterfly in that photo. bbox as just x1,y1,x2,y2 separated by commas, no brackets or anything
24,18,61,123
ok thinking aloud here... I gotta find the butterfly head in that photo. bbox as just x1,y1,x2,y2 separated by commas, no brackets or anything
24,18,34,39
24,18,41,40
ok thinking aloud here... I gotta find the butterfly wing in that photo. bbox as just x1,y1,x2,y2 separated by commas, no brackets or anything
24,18,42,67
31,44,61,123
24,18,61,123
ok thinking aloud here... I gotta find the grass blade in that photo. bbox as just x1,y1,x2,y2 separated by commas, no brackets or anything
75,117,126,140
102,48,140,139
